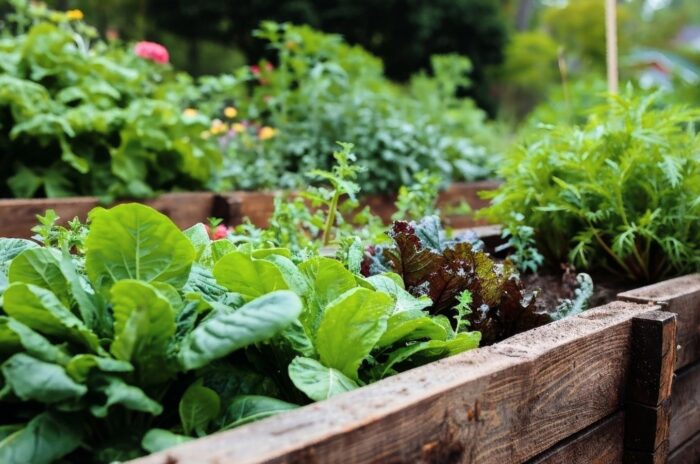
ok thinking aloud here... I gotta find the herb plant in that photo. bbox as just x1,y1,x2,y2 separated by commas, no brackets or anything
484,92,700,282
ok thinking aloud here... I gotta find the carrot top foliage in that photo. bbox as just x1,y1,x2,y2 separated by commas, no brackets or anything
484,92,700,282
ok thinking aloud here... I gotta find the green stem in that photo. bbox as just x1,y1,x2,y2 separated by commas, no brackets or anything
587,222,636,279
322,191,340,246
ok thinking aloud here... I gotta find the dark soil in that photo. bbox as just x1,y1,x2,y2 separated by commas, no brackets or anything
522,265,638,314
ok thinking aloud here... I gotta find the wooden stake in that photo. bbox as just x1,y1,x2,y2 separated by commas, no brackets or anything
605,0,619,94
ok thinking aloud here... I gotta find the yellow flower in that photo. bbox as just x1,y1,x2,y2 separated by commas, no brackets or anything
258,126,277,141
224,106,238,118
200,130,211,139
232,123,245,133
183,108,198,117
66,9,83,21
210,119,229,135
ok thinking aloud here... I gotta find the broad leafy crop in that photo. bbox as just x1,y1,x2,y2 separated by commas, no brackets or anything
0,203,484,462
485,93,700,282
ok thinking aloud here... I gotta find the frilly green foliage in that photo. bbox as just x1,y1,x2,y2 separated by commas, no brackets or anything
485,92,700,282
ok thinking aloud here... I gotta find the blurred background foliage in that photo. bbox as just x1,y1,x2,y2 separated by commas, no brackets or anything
29,0,700,123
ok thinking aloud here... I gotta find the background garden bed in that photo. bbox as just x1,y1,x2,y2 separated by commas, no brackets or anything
0,181,500,238
129,282,685,464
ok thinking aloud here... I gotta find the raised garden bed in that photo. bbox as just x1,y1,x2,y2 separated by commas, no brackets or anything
0,192,216,239
0,181,500,239
130,288,683,464
619,275,700,464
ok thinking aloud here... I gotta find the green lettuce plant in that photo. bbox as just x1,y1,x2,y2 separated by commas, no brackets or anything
0,202,484,462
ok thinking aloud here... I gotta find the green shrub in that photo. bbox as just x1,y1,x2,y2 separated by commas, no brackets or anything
212,22,500,194
484,92,700,282
0,2,222,199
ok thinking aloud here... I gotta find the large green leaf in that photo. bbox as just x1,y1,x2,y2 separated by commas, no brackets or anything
219,395,298,430
179,290,302,370
316,288,393,380
1,353,87,403
85,204,195,293
298,257,357,337
365,274,432,313
89,375,162,417
58,251,109,336
0,412,82,464
141,429,193,454
8,248,70,306
183,223,211,263
0,316,69,364
213,252,288,300
0,239,39,277
109,280,176,383
65,354,133,383
179,381,220,436
373,331,481,379
2,283,100,352
376,311,451,348
288,357,358,402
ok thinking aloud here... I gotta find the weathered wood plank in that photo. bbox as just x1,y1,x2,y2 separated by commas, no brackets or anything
527,412,624,463
669,361,700,451
669,430,700,464
619,274,700,370
131,301,661,464
0,193,215,238
624,311,676,458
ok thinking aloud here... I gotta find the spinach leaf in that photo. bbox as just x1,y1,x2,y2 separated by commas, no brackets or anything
179,381,220,436
0,412,82,464
179,290,302,370
315,288,393,380
288,356,359,401
85,204,195,293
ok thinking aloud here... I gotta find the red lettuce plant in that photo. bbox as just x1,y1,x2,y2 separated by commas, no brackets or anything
362,217,550,345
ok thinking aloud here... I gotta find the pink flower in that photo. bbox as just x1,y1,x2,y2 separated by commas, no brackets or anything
134,41,169,64
205,224,230,240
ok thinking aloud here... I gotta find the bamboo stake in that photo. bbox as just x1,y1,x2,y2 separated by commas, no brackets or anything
605,0,619,94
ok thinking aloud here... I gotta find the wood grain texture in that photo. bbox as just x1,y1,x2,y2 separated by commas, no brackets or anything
669,361,700,451
627,311,677,406
527,412,624,464
130,301,661,464
619,274,700,370
0,193,215,238
669,430,700,464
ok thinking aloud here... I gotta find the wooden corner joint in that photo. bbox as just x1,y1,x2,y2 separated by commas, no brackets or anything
623,310,677,462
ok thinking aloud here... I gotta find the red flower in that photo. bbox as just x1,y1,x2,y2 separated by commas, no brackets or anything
134,41,169,64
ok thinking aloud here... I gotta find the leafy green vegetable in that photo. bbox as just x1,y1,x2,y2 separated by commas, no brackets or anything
288,357,359,401
179,382,221,436
178,290,303,370
85,204,195,293
315,288,393,379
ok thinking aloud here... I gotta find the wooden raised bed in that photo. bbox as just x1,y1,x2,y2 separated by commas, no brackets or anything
0,181,500,238
131,294,681,464
0,192,216,239
619,275,700,464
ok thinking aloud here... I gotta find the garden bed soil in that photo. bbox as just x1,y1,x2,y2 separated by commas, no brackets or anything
523,270,637,314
